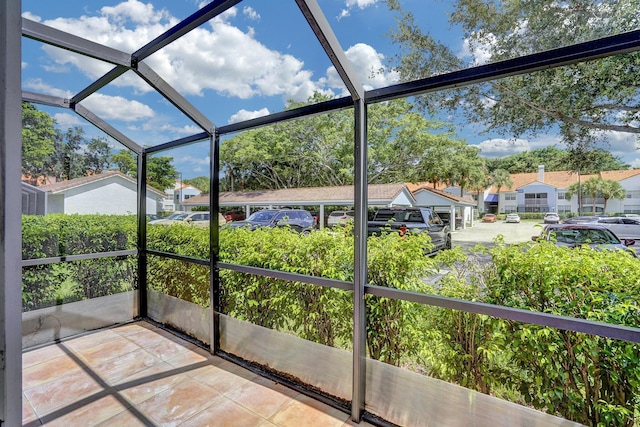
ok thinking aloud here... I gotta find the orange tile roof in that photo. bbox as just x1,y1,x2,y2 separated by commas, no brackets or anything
487,169,637,193
40,171,167,196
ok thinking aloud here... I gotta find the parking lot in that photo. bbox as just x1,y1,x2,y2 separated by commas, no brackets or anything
452,220,543,250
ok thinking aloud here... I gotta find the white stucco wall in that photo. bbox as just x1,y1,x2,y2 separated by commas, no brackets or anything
48,176,160,215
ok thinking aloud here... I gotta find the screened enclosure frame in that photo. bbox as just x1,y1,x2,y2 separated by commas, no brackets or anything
4,0,640,424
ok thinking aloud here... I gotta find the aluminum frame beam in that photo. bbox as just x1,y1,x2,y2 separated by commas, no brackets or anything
22,18,131,67
132,0,242,62
22,91,70,109
74,103,143,154
367,30,640,103
144,132,211,155
1,1,24,425
71,66,129,105
135,61,214,133
295,0,364,100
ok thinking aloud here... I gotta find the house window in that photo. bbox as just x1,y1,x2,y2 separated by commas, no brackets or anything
558,205,572,213
505,192,516,201
627,191,640,199
558,192,566,200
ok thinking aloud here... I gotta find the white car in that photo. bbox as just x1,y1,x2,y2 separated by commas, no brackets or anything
505,213,521,223
327,210,354,227
543,212,560,224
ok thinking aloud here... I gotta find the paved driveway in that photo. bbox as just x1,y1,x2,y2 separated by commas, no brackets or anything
452,220,543,250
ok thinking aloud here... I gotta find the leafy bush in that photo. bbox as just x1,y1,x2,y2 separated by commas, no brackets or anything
21,214,137,310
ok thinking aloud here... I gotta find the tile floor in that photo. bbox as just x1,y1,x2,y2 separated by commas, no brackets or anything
22,321,370,426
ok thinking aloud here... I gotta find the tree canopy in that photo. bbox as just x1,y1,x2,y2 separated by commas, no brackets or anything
21,102,176,190
385,0,640,149
220,94,481,191
485,146,629,174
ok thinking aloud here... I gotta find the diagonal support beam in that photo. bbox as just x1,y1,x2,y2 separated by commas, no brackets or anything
132,0,242,62
71,66,129,105
74,103,143,154
295,0,364,100
135,61,214,133
22,18,131,67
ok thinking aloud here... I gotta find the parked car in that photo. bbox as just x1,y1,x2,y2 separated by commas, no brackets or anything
482,213,497,223
150,211,226,227
367,207,451,254
146,213,161,221
543,212,560,224
224,210,246,222
561,215,606,224
593,217,640,241
327,210,354,227
532,224,636,257
226,209,316,233
505,213,521,223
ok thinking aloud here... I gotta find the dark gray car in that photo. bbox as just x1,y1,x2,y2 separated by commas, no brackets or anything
226,209,316,233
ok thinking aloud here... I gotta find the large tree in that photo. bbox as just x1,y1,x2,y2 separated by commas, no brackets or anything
21,102,56,182
385,0,639,148
220,94,472,191
486,147,629,174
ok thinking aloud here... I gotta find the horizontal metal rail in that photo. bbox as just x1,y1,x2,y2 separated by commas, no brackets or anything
218,262,354,291
366,284,640,344
21,250,136,267
145,249,210,266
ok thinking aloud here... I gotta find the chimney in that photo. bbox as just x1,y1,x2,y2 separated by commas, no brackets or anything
538,165,545,183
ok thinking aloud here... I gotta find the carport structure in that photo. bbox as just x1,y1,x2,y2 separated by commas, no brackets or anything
3,1,640,426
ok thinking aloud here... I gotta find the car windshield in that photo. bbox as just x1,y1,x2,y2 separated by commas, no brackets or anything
165,213,188,220
247,211,277,222
550,228,620,244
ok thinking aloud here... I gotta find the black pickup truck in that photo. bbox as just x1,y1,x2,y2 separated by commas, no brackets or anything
367,207,452,254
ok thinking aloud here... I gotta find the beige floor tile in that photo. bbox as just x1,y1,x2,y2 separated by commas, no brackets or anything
22,354,83,390
64,330,123,352
225,376,299,419
120,327,181,348
116,362,190,405
135,378,220,427
164,345,212,370
91,348,164,386
74,337,142,367
190,362,257,395
143,336,201,362
22,344,67,369
269,394,349,427
111,321,158,338
24,368,103,417
180,395,265,427
22,394,39,424
43,395,129,427
94,408,155,426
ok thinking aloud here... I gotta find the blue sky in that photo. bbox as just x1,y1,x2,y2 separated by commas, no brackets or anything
21,0,640,178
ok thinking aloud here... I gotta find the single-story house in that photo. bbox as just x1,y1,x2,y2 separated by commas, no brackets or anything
39,171,167,215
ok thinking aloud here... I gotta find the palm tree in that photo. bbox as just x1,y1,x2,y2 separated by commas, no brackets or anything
582,177,603,213
490,169,513,194
565,182,583,214
599,179,626,212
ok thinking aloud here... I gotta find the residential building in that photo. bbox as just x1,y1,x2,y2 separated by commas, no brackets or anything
484,166,640,214
39,171,166,215
162,180,202,212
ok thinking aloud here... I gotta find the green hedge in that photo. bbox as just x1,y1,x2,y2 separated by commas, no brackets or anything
21,214,137,310
21,215,640,425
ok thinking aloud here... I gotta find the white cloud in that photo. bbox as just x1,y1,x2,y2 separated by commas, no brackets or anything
23,78,73,98
21,62,28,69
345,0,378,9
476,138,530,157
459,34,497,66
53,113,83,127
243,7,260,20
630,158,640,168
228,108,270,124
323,43,399,94
30,1,323,102
82,93,155,122
337,10,350,20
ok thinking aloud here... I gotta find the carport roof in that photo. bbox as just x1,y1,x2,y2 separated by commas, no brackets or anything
183,183,415,207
